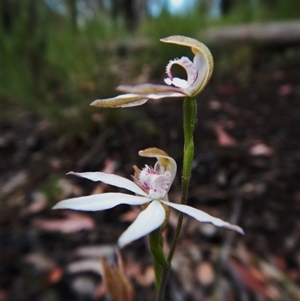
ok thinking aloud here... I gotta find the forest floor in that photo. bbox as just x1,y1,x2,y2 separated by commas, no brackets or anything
1,44,300,301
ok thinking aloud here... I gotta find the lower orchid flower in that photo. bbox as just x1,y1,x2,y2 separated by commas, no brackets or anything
53,148,243,247
90,35,214,108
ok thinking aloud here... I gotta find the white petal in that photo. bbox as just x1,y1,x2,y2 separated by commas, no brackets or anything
68,172,148,196
53,193,150,211
161,201,244,234
118,200,166,248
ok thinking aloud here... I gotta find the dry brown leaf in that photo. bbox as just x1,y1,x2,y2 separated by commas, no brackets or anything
101,251,135,301
119,208,141,222
266,284,281,301
20,191,48,216
23,252,56,272
213,124,236,147
259,260,284,282
124,261,155,287
58,178,83,198
33,211,95,233
133,266,155,287
124,262,141,278
75,245,115,258
102,158,118,174
196,261,215,286
278,84,293,96
249,143,273,156
1,171,28,197
67,260,103,275
172,251,195,294
208,99,222,111
217,85,238,95
230,259,268,297
93,282,107,299
249,266,266,282
46,267,64,283
71,276,97,297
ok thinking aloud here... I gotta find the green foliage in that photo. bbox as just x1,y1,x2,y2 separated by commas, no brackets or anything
138,7,207,40
39,173,62,204
2,0,123,135
212,0,299,26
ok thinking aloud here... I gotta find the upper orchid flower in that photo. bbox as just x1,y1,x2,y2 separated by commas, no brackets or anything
90,35,214,108
53,148,243,247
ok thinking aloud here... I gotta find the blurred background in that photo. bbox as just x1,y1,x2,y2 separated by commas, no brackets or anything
1,0,300,300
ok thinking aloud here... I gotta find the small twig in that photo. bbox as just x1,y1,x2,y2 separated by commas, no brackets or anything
218,196,247,301
220,196,243,262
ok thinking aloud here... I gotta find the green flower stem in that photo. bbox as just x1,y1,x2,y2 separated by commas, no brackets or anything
168,97,196,262
149,228,170,290
156,97,197,301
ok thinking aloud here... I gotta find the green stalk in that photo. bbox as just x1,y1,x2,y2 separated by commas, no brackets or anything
168,97,196,262
149,228,170,291
156,97,197,300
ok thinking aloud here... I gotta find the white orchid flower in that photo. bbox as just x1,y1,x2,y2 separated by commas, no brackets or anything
53,148,243,248
91,35,214,108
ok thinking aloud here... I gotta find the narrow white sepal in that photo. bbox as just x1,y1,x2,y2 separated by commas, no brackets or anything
67,172,148,196
52,193,150,211
90,94,148,108
118,200,166,248
161,201,244,235
118,99,148,107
